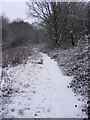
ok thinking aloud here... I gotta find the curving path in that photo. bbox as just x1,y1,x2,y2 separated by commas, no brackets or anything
2,52,87,118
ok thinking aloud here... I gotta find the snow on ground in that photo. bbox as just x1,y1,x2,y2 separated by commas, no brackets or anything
0,67,2,119
2,52,87,118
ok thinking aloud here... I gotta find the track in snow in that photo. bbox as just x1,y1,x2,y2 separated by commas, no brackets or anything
2,52,87,118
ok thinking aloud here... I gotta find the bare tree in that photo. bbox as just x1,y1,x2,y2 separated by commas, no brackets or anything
26,1,88,47
26,0,61,46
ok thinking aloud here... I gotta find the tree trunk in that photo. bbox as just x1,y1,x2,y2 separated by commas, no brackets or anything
70,31,75,46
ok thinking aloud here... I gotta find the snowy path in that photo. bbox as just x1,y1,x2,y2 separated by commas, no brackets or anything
2,52,87,118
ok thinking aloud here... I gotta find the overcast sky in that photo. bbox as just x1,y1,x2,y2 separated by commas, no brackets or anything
0,0,38,24
0,0,89,24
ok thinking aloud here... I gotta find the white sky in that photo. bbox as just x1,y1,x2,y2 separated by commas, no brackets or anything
0,0,37,24
0,0,89,24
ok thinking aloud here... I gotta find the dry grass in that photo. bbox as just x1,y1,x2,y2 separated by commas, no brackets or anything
2,47,33,68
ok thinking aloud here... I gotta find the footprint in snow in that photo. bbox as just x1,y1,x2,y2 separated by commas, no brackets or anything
11,109,14,112
31,91,36,93
25,107,30,110
34,111,41,116
21,91,25,93
19,82,22,85
44,98,46,100
53,89,56,90
18,102,21,105
47,108,51,112
28,98,31,100
18,109,24,116
23,84,30,88
36,111,40,113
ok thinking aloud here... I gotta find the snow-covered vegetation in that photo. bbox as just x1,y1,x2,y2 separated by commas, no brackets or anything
48,35,89,115
0,1,89,119
1,52,87,118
